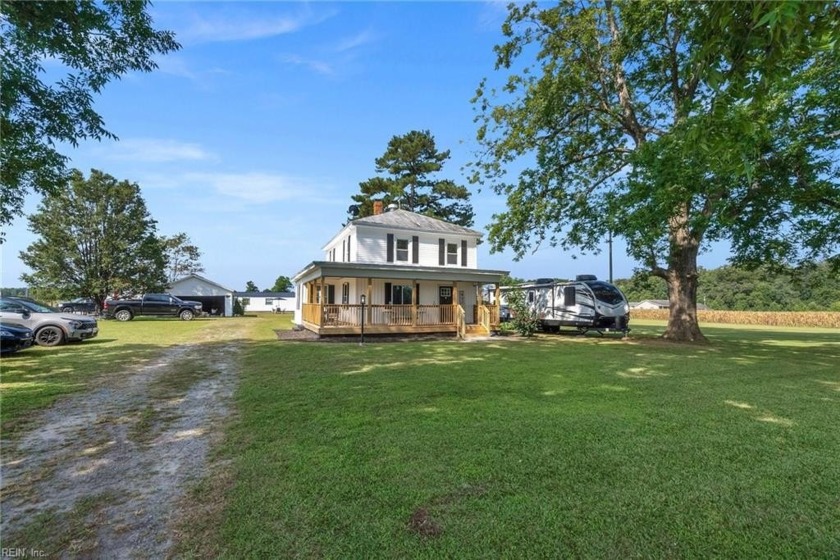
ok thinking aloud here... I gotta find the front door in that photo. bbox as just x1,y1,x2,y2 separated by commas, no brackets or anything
439,286,453,322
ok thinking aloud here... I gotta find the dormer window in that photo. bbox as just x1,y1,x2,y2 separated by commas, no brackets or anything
396,239,409,261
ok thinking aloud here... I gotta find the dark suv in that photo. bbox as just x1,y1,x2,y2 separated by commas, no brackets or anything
0,297,99,346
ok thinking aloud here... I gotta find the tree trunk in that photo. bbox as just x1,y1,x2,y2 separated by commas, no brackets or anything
662,233,708,343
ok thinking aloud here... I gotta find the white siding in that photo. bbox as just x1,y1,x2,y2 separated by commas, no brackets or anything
243,296,293,312
323,226,356,262
356,228,389,263
354,226,479,269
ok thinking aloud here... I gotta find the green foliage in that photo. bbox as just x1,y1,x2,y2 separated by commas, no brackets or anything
0,287,29,297
348,130,474,226
0,0,180,236
19,169,166,307
617,261,840,311
270,275,293,293
615,273,669,303
159,232,204,283
232,298,244,316
504,287,540,337
244,281,259,293
471,0,840,341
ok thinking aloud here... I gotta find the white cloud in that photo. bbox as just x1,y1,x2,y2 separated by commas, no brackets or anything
477,0,509,31
278,29,376,77
153,55,230,88
277,54,334,76
98,138,214,163
333,29,375,53
183,172,325,204
176,7,336,44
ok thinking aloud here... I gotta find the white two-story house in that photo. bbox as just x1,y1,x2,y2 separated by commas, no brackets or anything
292,201,508,337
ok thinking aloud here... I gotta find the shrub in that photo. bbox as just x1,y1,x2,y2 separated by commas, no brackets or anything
505,289,540,337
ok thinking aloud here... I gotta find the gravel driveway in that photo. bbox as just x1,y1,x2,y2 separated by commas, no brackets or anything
1,324,244,558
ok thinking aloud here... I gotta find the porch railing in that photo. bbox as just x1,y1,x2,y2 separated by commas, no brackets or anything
302,303,458,328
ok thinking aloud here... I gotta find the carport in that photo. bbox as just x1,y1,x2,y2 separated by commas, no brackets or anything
169,274,234,316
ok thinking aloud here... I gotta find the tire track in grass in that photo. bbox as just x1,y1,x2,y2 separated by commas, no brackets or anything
0,321,249,557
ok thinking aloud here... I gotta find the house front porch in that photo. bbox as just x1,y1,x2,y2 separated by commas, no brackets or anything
301,302,501,337
293,262,507,338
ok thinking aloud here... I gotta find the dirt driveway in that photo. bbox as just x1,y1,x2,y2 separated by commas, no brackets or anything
1,321,247,558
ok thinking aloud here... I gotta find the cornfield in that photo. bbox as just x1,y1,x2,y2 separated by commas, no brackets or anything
631,309,840,329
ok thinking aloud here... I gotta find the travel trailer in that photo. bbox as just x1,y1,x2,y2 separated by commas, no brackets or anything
503,275,630,334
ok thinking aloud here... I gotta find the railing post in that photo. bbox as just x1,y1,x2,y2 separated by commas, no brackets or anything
359,295,365,345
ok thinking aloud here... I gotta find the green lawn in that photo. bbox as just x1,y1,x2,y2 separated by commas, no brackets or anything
191,317,840,558
4,316,838,557
0,316,258,434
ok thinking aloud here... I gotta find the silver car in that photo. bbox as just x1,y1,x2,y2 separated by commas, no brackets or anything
0,297,99,347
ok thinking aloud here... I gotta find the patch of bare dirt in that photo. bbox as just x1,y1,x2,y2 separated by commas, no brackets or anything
0,322,247,557
406,507,443,538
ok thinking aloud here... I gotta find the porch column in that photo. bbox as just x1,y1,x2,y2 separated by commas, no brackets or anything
413,280,419,326
320,277,326,324
495,283,501,321
475,283,481,324
366,278,372,322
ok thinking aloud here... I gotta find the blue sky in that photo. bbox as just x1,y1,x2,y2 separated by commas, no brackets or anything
2,1,730,291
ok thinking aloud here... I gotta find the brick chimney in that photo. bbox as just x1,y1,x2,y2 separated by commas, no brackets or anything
373,200,383,215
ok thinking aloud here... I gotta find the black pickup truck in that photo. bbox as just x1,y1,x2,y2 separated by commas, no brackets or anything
103,293,203,321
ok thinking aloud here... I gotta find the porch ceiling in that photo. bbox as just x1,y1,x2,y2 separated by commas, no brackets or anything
293,261,509,284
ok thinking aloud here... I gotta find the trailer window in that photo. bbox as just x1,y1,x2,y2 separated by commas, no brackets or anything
589,282,624,305
528,290,535,303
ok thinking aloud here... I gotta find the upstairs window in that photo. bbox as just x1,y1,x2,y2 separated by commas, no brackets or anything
396,239,409,261
447,243,458,265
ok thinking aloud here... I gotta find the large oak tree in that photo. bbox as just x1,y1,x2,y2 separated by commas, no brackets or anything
470,0,839,341
0,0,179,237
20,169,167,308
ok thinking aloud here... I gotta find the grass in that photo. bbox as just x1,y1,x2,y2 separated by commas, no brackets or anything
0,316,257,435
4,315,839,557
200,316,840,558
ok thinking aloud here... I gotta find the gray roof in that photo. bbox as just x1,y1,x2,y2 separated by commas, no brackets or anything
169,273,234,293
293,261,508,284
353,209,481,237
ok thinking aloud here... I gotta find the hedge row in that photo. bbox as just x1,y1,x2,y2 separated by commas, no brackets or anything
631,309,840,329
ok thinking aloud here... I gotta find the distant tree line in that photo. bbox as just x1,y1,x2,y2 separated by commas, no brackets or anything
615,262,840,311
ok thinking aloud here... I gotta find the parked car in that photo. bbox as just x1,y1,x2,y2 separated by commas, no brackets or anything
58,297,98,314
0,323,34,355
0,297,99,346
103,293,203,321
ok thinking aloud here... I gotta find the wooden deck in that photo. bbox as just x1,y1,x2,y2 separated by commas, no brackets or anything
301,303,500,337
